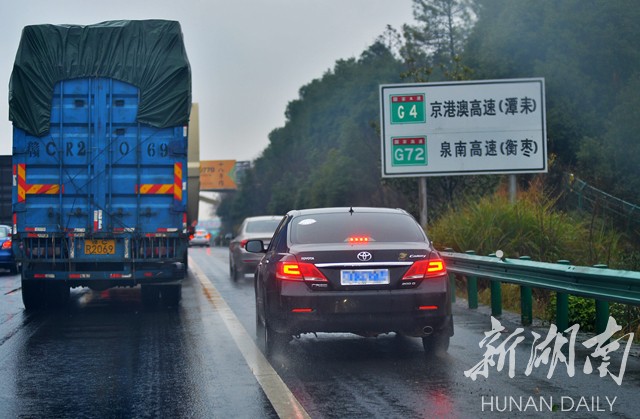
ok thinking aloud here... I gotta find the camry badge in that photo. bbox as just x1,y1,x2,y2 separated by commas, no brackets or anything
357,251,372,262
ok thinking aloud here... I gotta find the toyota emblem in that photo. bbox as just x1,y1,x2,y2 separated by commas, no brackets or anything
357,251,372,262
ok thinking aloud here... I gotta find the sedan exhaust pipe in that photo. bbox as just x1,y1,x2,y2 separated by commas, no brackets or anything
422,326,433,336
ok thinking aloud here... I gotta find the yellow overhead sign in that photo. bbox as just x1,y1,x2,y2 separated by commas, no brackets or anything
200,160,237,190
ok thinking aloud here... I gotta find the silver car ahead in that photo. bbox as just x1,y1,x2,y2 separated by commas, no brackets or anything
229,215,283,281
189,229,211,247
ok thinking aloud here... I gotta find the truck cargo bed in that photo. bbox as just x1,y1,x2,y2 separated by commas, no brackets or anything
13,78,188,284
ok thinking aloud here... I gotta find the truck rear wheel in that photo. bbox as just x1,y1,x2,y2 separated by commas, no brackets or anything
48,283,70,308
22,280,44,311
161,284,182,307
141,284,161,308
22,279,69,310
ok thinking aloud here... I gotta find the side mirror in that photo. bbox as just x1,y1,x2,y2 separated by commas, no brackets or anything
245,239,265,253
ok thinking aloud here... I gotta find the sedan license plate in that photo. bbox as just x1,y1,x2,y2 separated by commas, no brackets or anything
341,269,390,285
84,240,116,255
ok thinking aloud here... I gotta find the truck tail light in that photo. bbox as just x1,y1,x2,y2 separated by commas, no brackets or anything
276,255,328,282
402,258,447,281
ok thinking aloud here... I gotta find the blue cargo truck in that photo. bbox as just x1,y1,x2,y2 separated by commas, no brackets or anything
9,20,192,309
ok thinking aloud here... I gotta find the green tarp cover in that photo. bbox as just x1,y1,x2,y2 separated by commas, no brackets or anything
9,20,191,137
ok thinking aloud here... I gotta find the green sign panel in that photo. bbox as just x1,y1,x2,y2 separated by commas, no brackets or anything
391,137,427,166
390,94,425,124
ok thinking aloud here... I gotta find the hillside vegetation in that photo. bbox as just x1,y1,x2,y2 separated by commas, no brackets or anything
218,0,640,265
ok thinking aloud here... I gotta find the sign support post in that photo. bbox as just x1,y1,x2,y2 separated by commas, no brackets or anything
419,177,427,230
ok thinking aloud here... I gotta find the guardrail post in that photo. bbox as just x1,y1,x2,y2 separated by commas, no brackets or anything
593,264,610,334
444,248,456,303
519,256,533,326
556,260,571,332
491,281,502,316
488,253,502,317
465,250,478,309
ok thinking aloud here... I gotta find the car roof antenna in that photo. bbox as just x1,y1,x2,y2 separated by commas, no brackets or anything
349,207,354,215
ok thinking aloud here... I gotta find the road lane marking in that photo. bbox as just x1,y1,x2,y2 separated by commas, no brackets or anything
189,256,310,419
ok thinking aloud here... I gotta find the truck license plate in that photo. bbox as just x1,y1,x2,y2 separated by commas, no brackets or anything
84,240,115,255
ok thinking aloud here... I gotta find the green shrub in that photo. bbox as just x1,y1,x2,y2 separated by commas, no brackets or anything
431,179,639,333
429,180,628,268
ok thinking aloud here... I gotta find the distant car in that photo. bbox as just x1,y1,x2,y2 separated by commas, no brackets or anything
229,215,283,281
246,207,453,356
0,225,18,275
189,229,211,247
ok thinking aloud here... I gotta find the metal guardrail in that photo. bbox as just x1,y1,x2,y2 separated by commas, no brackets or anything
565,173,640,235
440,250,640,333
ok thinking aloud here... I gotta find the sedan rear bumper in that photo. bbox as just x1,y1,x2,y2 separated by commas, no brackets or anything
267,279,453,337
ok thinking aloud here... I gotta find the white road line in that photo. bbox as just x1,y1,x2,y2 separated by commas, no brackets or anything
189,256,311,419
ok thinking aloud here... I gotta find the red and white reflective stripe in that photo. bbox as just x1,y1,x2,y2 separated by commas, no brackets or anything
157,228,178,233
69,274,91,279
27,233,49,238
25,227,47,232
93,210,103,232
12,213,17,235
114,228,135,233
146,233,168,237
34,274,55,279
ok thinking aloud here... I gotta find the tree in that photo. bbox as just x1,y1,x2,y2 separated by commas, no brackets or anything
464,0,640,175
401,0,477,79
577,75,640,204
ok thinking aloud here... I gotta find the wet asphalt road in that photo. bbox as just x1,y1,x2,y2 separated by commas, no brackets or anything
0,246,639,418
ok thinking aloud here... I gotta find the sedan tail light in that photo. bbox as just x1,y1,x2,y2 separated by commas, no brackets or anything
276,256,328,282
1,240,11,250
401,258,447,281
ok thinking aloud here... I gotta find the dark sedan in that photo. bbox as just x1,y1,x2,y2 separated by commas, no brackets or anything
247,207,453,356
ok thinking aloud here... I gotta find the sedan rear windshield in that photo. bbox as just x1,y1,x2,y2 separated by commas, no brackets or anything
246,219,281,233
290,212,426,244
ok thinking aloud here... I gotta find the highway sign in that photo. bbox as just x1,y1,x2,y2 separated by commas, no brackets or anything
390,94,425,124
379,78,547,178
391,137,427,166
200,160,237,190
